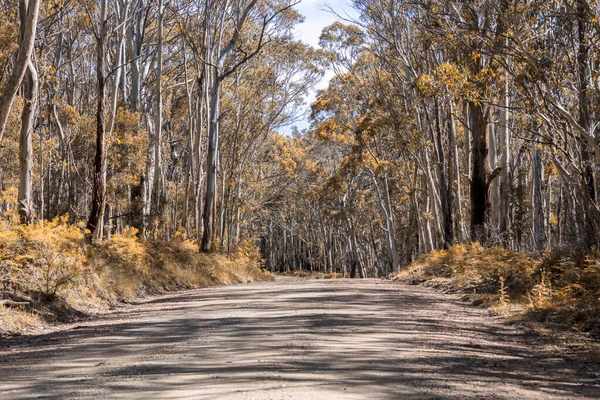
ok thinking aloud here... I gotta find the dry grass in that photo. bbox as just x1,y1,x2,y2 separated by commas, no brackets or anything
283,270,345,279
0,218,272,336
398,243,600,338
288,270,315,278
0,306,42,334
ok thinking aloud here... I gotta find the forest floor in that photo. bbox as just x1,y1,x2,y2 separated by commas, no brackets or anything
0,277,599,399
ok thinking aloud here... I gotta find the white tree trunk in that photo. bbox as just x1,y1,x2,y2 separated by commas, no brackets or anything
18,59,38,224
0,0,40,142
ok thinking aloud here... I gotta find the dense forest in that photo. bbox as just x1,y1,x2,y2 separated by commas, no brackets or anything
3,2,600,395
1,0,600,281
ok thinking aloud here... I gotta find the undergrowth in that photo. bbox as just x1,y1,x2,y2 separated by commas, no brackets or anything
0,217,272,335
398,243,600,338
285,270,345,279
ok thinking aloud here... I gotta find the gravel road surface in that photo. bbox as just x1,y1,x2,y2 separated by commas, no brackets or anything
1,277,599,399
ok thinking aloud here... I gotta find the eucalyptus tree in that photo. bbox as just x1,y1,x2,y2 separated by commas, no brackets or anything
17,0,39,224
0,0,40,143
199,0,301,252
87,0,109,240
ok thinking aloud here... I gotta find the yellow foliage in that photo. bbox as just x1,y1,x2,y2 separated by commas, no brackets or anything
416,63,470,98
0,216,87,300
0,17,17,68
0,215,272,335
401,243,539,290
399,244,600,335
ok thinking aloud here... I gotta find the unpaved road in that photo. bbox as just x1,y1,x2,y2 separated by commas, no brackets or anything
1,278,599,399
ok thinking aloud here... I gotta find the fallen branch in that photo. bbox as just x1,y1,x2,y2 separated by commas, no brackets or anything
0,300,30,307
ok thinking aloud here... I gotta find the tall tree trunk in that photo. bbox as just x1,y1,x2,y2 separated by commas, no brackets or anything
107,0,130,136
195,73,206,237
499,75,511,245
423,148,443,243
182,40,194,235
201,70,220,252
200,0,259,252
488,107,500,235
219,166,227,245
434,99,453,248
87,0,108,240
381,174,399,271
576,0,598,248
469,101,490,243
18,60,37,224
0,0,40,142
126,0,146,236
448,102,462,243
531,145,546,250
371,171,399,272
126,0,145,112
150,0,164,232
17,0,38,225
462,100,471,240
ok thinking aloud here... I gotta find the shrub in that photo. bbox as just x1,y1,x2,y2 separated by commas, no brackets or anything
0,216,271,335
399,244,600,336
0,216,87,301
89,226,149,300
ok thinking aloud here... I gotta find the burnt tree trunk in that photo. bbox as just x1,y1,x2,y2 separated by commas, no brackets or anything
87,0,108,240
469,102,491,243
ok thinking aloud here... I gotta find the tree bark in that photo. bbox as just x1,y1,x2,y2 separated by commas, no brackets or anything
150,0,164,231
469,101,490,243
434,99,453,248
448,102,462,243
17,0,38,225
499,76,511,244
201,71,220,252
531,144,546,250
87,0,108,240
576,0,598,247
488,107,500,234
18,60,37,224
0,0,40,142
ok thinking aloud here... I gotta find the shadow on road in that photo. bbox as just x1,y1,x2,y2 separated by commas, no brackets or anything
1,279,598,399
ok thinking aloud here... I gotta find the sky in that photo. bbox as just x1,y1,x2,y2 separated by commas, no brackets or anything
291,0,357,132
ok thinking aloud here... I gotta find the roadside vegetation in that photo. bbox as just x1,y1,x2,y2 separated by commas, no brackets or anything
2,0,600,356
0,210,271,335
398,244,600,340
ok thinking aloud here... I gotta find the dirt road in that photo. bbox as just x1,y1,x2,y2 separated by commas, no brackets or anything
1,277,598,399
